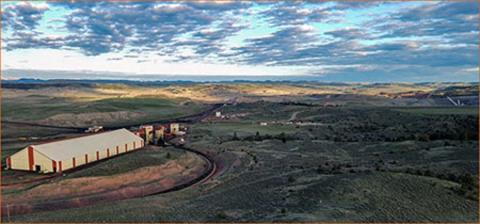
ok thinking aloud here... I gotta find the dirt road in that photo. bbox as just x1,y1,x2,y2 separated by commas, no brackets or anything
1,104,222,217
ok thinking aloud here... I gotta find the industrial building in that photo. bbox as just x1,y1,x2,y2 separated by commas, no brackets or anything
134,123,183,145
5,129,144,173
170,123,180,135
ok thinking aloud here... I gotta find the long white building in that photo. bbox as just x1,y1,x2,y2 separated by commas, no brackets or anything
6,128,144,173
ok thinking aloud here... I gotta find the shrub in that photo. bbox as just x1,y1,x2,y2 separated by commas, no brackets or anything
316,166,324,174
416,133,431,142
288,176,296,183
232,132,239,141
459,173,476,187
278,132,287,143
216,212,227,219
423,170,433,177
254,131,262,141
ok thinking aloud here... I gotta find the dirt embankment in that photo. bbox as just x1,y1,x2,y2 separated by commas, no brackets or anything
4,153,201,203
38,111,145,127
1,151,210,216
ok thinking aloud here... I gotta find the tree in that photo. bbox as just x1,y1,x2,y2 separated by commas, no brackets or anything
232,132,239,141
459,173,475,186
288,176,296,183
279,132,287,143
255,131,262,141
416,133,430,142
216,212,227,219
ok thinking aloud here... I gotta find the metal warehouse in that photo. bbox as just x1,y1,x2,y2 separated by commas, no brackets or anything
5,128,144,173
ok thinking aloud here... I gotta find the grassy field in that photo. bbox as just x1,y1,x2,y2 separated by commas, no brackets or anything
10,138,478,222
2,82,478,222
8,100,478,222
393,107,478,115
2,96,206,126
192,121,297,138
66,146,182,178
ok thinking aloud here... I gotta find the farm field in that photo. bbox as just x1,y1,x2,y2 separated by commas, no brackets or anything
1,81,478,222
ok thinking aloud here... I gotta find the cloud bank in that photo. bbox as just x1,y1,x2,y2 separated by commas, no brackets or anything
1,1,478,81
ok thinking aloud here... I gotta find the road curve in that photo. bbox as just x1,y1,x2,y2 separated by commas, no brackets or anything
1,145,216,217
2,103,221,217
146,144,217,196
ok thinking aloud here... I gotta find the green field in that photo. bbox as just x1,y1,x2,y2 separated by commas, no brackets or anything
2,96,206,125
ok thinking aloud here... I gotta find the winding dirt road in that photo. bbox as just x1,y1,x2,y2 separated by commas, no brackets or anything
1,105,222,218
1,145,217,217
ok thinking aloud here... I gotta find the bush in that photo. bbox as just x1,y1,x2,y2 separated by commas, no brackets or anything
416,133,431,142
458,173,475,186
288,176,296,183
254,131,262,141
316,166,324,174
278,132,287,143
216,212,228,219
232,132,239,141
423,169,433,177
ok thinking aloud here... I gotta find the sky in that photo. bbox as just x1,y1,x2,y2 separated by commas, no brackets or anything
1,1,479,82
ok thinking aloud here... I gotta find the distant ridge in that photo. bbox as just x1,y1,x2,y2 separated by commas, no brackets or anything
2,69,479,84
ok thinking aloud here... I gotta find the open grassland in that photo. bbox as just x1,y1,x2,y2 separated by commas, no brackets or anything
10,138,477,222
393,107,478,115
2,82,478,222
7,100,478,222
4,81,477,108
192,122,297,138
65,146,183,178
2,92,206,127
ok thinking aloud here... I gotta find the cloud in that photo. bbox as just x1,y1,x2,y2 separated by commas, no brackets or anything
2,2,49,31
325,27,371,40
3,2,248,56
186,1,251,11
395,2,477,22
3,31,64,50
231,25,318,65
1,1,478,81
308,64,478,82
329,1,386,10
374,2,478,38
260,2,342,26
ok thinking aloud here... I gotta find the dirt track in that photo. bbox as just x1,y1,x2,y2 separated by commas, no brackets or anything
1,145,216,217
1,104,223,218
